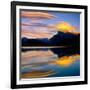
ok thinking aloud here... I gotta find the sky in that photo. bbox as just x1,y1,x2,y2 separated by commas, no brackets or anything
21,10,80,39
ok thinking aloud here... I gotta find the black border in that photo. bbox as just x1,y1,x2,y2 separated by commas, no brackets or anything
11,1,88,89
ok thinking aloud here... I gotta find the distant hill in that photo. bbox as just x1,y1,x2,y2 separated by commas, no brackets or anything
22,31,80,47
22,37,50,46
50,31,80,46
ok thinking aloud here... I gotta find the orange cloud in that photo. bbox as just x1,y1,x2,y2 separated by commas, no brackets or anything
55,22,78,33
21,23,56,31
22,50,54,59
21,29,57,39
21,50,58,65
52,54,80,67
21,70,55,78
21,11,55,19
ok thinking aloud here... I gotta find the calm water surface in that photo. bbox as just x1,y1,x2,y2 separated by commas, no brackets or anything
21,47,80,79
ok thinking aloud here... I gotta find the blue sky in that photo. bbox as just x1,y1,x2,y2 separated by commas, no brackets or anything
43,12,80,30
21,11,80,39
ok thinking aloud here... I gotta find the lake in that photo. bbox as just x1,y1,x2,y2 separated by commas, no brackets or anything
20,47,80,79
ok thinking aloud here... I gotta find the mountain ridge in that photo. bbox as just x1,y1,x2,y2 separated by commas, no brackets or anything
22,31,80,47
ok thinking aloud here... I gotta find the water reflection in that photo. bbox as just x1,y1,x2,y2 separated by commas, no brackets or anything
21,47,80,79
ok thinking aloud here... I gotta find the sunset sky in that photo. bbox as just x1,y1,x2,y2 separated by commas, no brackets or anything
21,10,80,39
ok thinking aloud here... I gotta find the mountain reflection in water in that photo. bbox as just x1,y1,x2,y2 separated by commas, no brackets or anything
21,47,80,79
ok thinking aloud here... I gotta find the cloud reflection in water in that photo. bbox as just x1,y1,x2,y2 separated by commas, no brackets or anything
21,48,80,79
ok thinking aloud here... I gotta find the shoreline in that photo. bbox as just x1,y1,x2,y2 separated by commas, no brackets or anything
21,46,66,49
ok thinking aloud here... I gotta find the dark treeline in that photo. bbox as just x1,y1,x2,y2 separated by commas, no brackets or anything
22,31,80,47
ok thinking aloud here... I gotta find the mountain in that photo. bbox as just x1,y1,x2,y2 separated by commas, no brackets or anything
50,31,80,46
22,37,50,46
22,31,80,47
